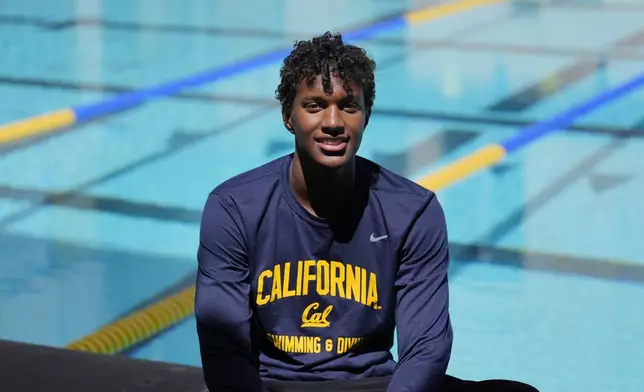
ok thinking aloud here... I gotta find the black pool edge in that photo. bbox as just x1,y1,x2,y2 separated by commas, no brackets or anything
0,339,207,392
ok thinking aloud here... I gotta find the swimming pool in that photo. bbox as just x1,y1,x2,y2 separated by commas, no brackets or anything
1,0,643,391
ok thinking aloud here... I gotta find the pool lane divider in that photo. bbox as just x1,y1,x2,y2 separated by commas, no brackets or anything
0,0,504,147
66,286,195,354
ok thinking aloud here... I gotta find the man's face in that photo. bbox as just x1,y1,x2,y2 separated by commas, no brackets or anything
284,74,368,170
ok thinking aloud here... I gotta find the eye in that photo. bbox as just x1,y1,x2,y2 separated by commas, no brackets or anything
304,101,323,112
343,102,361,113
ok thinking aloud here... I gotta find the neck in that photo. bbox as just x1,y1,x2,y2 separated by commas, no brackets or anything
289,153,355,219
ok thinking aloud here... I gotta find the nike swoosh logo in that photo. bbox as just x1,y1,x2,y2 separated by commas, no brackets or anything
370,233,388,242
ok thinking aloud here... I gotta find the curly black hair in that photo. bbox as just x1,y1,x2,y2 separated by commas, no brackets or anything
275,32,376,117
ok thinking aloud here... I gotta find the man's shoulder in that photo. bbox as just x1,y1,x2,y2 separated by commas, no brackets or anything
358,156,436,206
206,155,289,208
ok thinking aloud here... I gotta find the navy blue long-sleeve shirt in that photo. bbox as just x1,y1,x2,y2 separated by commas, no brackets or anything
195,154,453,392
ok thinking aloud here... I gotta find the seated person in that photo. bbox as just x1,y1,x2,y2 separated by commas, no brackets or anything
194,31,539,392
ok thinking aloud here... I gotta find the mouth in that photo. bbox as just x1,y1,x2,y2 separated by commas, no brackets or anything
315,137,349,153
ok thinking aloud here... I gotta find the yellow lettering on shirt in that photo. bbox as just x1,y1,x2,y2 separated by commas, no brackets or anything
255,260,380,309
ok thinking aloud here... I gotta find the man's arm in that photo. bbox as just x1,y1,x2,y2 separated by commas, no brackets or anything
195,193,263,392
387,194,453,392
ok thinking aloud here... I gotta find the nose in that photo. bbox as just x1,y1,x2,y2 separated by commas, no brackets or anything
321,105,344,136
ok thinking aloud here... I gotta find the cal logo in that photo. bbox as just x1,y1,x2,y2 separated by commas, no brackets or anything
301,302,332,328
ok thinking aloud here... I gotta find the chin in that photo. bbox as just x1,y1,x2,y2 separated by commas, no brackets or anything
315,154,351,170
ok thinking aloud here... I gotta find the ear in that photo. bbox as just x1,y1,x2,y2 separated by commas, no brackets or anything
282,109,294,134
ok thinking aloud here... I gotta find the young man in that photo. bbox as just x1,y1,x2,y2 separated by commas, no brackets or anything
195,32,538,392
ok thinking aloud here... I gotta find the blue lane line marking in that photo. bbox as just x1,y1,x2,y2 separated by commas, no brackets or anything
500,73,644,153
73,48,292,121
343,16,406,41
73,16,406,123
